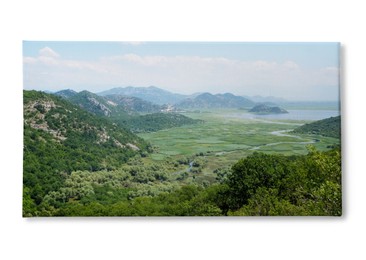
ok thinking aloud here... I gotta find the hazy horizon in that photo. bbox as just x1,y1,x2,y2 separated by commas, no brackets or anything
25,85,341,103
23,42,340,102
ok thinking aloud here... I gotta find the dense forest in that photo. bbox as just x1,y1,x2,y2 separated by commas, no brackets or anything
24,146,341,216
23,90,150,210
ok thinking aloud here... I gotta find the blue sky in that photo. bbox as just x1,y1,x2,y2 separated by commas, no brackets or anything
23,41,340,101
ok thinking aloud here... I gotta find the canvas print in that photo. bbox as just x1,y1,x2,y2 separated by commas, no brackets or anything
23,42,341,217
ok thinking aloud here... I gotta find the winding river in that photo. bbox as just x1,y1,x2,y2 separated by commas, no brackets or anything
227,109,339,151
249,129,316,151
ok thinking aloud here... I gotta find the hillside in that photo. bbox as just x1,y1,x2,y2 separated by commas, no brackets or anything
249,104,288,114
23,90,150,211
54,89,202,133
54,89,78,98
177,92,254,109
98,86,187,105
104,94,162,113
56,89,165,116
292,116,341,138
55,90,130,118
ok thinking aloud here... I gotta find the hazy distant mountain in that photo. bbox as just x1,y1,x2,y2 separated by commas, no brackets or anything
55,89,165,115
98,86,187,105
244,95,287,104
177,92,255,109
249,104,288,114
43,90,55,94
57,90,127,117
52,89,201,133
54,89,78,99
104,95,162,113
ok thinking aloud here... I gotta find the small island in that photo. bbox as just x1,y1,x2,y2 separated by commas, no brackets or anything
249,104,288,114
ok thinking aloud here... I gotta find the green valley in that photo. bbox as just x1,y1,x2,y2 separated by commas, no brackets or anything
23,91,341,217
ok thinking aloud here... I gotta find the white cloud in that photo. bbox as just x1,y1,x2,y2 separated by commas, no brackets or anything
283,60,299,69
120,53,170,66
253,60,277,70
23,50,339,100
39,47,60,58
23,57,38,64
38,56,59,66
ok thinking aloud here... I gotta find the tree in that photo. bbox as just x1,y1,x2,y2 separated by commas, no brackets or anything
224,147,342,216
226,152,289,210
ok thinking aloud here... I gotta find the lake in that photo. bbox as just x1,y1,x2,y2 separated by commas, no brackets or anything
233,110,340,121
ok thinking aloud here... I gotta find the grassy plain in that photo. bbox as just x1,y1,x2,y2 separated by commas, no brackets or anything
138,109,340,184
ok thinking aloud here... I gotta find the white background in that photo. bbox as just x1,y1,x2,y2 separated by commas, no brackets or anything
0,0,364,259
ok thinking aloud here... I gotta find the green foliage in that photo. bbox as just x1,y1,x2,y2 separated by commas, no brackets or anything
23,90,150,216
228,188,306,216
23,187,37,217
225,147,342,216
292,116,341,138
24,141,341,216
58,184,222,216
227,153,290,209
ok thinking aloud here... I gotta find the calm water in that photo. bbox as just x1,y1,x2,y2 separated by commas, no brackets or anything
236,110,340,121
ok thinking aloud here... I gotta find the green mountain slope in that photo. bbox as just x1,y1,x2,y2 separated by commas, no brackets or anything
23,90,150,215
56,90,130,118
54,89,202,133
292,116,341,138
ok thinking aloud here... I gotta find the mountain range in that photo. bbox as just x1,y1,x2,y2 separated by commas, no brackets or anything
97,86,271,109
176,92,254,109
53,89,200,132
98,86,188,105
54,89,162,117
55,86,277,115
54,86,292,113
